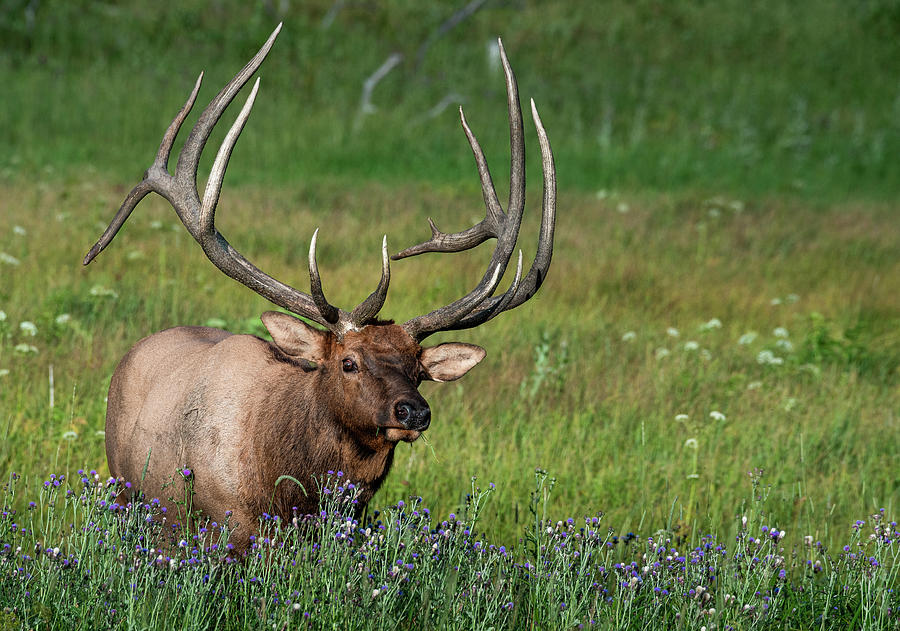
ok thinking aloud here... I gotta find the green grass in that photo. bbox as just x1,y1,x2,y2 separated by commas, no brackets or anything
1,1,899,627
2,0,900,198
1,179,897,552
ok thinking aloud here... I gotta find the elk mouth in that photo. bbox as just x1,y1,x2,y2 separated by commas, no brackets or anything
383,427,422,443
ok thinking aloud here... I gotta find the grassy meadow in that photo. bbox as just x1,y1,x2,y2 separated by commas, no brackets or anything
1,0,899,628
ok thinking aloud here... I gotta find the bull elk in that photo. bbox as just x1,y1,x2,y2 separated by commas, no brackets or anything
83,24,556,551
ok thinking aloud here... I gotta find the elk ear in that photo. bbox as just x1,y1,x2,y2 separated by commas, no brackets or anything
420,343,486,382
261,311,327,363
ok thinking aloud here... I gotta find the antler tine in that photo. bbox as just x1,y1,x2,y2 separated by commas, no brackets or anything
350,236,391,327
449,98,557,330
391,39,525,261
398,38,532,342
308,229,341,325
174,23,282,201
391,107,504,260
82,73,204,266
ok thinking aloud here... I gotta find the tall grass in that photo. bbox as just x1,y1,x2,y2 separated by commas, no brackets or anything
0,180,897,551
2,1,900,197
1,470,898,629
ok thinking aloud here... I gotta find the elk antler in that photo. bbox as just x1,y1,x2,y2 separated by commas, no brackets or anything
82,24,389,338
395,39,557,342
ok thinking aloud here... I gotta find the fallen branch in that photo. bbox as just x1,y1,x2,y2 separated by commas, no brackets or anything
353,52,404,132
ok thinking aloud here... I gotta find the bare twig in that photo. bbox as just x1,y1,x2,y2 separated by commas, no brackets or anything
320,0,347,30
410,93,465,126
414,0,491,74
353,52,404,132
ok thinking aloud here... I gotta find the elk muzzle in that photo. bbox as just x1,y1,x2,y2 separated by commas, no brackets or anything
394,399,431,432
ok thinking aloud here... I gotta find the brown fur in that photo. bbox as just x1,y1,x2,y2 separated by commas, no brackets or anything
105,314,484,552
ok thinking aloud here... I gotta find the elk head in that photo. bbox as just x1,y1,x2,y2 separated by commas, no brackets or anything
83,24,556,539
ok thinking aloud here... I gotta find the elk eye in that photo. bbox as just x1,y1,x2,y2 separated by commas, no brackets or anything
342,358,358,373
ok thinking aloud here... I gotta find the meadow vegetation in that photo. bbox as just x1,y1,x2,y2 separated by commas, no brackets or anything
1,0,899,628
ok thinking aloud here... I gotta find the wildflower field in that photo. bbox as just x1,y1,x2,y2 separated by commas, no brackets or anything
2,1,900,629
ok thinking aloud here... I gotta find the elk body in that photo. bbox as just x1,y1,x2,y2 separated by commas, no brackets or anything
84,24,556,551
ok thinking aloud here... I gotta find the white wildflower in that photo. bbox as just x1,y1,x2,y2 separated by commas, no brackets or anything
738,331,758,345
773,327,789,338
709,411,726,421
666,327,680,337
12,226,26,236
621,330,637,342
770,297,782,305
757,350,783,366
775,339,793,351
700,349,712,360
684,341,699,351
684,438,698,449
675,414,689,422
699,317,722,331
655,347,670,360
61,431,78,441
14,344,38,355
786,293,799,303
0,369,9,378
616,202,630,214
708,207,720,218
55,313,71,325
19,321,37,336
0,310,6,321
0,252,20,266
89,285,119,299
747,381,762,390
150,220,164,229
126,250,145,261
595,189,609,200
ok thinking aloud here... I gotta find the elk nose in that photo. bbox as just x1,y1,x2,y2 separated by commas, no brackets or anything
394,400,431,431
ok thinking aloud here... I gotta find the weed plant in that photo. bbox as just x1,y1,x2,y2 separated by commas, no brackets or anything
1,469,898,630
